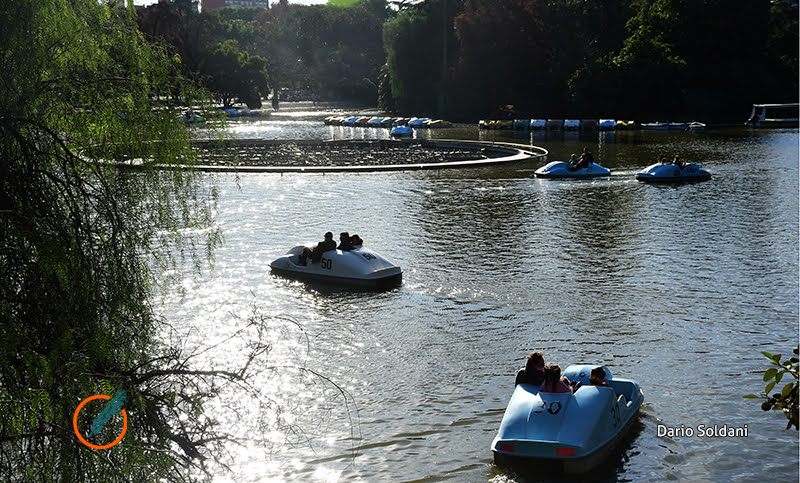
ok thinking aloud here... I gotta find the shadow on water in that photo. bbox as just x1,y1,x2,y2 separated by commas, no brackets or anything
489,417,647,483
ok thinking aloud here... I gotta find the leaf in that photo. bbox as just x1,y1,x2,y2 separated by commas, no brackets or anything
87,389,127,438
762,351,773,359
743,394,760,398
765,381,776,395
764,368,777,381
776,371,784,384
782,382,794,397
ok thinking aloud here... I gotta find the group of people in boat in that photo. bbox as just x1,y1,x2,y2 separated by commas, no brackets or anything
297,231,365,265
659,154,685,168
515,351,607,393
567,148,594,171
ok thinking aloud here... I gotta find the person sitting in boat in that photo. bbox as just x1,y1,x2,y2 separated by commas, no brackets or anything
350,234,364,247
540,363,572,393
311,231,337,263
672,155,684,169
570,148,593,171
299,231,336,265
515,351,545,386
659,155,669,164
567,154,578,167
589,366,608,386
338,232,354,251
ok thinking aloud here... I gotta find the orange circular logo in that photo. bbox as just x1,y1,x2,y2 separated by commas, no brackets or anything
73,394,128,449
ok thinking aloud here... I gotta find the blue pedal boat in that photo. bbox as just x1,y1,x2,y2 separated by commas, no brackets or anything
534,161,611,179
491,364,644,474
635,162,711,183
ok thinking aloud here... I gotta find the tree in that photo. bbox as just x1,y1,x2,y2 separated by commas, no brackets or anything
569,0,686,120
382,0,461,114
452,0,547,117
745,346,799,431
199,39,270,108
0,0,254,480
254,0,388,104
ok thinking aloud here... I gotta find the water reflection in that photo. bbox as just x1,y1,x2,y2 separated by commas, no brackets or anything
169,116,799,482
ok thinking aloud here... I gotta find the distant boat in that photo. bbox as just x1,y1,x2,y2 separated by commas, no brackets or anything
422,119,452,128
534,161,611,179
636,162,711,183
641,122,668,130
408,117,431,128
390,125,412,136
513,119,530,130
530,119,547,129
745,103,799,127
615,120,636,130
599,119,616,130
563,119,581,130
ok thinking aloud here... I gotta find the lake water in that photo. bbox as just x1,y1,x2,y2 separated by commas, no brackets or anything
164,105,799,482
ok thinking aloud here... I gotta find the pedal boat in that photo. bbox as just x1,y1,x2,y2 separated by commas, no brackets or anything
635,162,711,183
270,245,402,288
491,364,644,474
534,161,611,179
390,125,412,136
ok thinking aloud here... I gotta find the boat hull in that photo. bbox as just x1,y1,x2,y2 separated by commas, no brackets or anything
636,163,711,183
270,246,402,288
534,161,611,178
491,364,644,474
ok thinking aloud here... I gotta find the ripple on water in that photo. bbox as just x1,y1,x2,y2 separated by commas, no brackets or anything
162,123,798,482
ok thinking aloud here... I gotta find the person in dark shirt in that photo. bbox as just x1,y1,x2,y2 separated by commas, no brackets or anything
298,231,336,265
589,366,608,386
515,351,545,386
311,231,337,263
338,232,354,251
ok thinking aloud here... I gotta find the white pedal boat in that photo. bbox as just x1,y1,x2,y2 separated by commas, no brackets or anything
491,364,644,474
635,162,711,183
534,161,611,178
270,245,402,288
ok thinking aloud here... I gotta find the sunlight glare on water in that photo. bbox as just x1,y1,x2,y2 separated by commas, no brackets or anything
162,113,798,482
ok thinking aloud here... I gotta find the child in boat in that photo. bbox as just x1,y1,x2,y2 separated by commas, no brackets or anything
589,366,608,386
540,363,572,393
515,351,545,386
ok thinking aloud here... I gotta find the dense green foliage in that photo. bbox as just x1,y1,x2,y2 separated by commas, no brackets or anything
745,346,799,430
136,0,797,119
199,39,269,108
0,0,232,480
254,0,389,103
382,0,461,114
380,0,797,120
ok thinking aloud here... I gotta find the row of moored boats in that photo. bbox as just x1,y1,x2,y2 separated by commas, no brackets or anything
481,119,706,131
